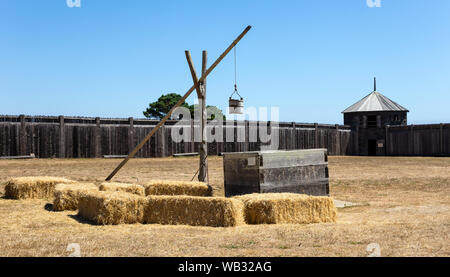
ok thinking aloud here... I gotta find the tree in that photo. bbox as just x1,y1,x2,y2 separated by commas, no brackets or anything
143,93,226,120
143,93,190,119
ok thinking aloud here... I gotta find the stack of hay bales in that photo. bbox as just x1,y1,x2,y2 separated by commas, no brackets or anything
235,193,337,224
145,195,244,227
78,191,147,225
75,180,337,227
53,183,99,211
4,176,77,200
99,182,145,196
143,180,212,196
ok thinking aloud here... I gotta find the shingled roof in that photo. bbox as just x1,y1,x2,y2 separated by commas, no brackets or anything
342,91,409,113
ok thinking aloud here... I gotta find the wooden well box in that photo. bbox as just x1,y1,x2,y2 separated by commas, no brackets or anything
223,149,329,197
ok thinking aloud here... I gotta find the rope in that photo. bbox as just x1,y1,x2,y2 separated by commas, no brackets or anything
191,154,209,182
229,46,242,100
234,46,237,88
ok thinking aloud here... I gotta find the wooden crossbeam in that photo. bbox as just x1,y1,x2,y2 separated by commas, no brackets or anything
105,25,252,181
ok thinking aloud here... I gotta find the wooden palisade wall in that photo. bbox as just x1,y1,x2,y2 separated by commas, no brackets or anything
0,115,354,158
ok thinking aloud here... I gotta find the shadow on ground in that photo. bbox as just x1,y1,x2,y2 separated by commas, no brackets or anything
68,214,97,225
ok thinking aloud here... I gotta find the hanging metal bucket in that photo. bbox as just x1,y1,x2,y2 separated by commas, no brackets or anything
229,97,244,114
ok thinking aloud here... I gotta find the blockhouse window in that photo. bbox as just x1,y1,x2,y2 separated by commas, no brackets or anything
367,115,377,128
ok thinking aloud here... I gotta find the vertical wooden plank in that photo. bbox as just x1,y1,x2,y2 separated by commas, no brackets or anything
156,126,165,157
440,123,444,156
410,125,414,156
314,123,319,149
128,117,134,156
376,115,381,128
19,115,26,156
291,122,296,150
95,117,101,158
362,115,367,129
58,116,65,158
335,124,340,155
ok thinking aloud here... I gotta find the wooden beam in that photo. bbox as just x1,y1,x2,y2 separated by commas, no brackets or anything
185,50,209,182
105,25,252,181
185,51,203,98
199,51,208,182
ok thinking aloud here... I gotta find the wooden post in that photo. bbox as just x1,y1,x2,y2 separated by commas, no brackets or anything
291,122,296,150
128,117,134,156
410,125,414,156
354,117,360,155
200,51,208,181
335,124,340,155
314,123,319,148
105,25,252,181
59,116,65,158
19,114,26,156
185,50,209,182
95,117,101,158
440,123,444,156
156,126,165,157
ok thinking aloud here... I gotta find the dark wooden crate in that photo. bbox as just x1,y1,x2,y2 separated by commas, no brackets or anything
223,149,329,197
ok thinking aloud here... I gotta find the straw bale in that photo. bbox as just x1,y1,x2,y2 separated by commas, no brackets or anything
144,180,212,196
53,183,98,211
77,191,146,225
99,182,145,196
235,193,337,224
4,176,77,200
145,195,244,227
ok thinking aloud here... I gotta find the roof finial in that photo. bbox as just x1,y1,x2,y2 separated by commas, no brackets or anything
374,77,377,91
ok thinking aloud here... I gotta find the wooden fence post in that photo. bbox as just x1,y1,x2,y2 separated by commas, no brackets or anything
95,117,101,158
410,125,414,156
440,123,444,156
156,126,165,157
314,123,319,148
59,116,65,158
292,122,296,150
128,117,134,156
19,114,26,156
335,124,340,155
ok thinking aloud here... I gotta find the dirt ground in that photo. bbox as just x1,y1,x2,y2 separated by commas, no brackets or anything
0,156,448,257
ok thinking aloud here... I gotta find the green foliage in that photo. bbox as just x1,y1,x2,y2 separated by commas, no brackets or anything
143,93,190,119
144,93,226,120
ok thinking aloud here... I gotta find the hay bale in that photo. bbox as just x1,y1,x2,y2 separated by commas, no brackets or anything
99,182,145,196
235,193,337,224
77,191,147,225
145,195,244,227
144,180,212,196
4,176,77,200
53,183,98,211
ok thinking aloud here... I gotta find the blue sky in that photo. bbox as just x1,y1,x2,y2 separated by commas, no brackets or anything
1,0,449,124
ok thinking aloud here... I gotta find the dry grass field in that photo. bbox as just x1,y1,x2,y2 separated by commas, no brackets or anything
0,156,449,257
